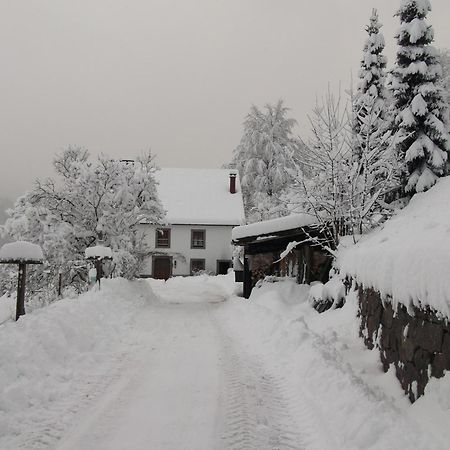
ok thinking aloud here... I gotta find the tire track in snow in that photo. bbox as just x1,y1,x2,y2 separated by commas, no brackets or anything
212,309,336,450
212,318,317,450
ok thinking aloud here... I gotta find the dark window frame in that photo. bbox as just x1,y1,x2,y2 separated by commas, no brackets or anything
191,229,206,249
155,228,171,248
190,258,206,275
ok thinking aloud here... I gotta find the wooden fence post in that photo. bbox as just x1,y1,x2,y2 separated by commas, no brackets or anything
16,262,27,321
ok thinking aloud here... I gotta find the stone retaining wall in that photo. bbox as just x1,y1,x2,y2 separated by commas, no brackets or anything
358,286,450,402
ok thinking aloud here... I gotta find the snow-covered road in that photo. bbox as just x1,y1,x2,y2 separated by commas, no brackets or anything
57,304,222,449
55,278,319,450
2,275,449,450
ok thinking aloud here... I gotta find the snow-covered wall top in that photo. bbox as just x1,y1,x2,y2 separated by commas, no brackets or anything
339,176,450,316
232,213,317,241
85,245,113,259
0,241,44,262
155,168,245,226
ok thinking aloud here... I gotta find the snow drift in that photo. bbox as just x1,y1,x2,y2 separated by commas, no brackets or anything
338,176,450,316
0,279,157,448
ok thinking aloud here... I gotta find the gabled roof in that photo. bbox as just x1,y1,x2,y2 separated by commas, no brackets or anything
155,168,245,226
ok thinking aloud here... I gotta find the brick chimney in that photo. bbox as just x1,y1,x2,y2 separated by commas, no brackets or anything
229,172,237,194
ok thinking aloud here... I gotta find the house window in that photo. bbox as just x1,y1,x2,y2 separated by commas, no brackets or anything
156,228,171,248
191,229,206,249
190,258,205,275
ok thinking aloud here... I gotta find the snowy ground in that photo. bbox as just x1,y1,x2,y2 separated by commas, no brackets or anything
0,275,449,449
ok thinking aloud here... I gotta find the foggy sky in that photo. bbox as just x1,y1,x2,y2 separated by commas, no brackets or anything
1,0,450,201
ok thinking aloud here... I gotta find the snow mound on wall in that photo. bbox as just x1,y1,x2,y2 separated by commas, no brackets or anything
338,176,450,316
0,278,157,445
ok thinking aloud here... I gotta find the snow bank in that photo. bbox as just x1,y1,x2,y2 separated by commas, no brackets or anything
219,279,450,449
232,213,317,241
0,241,44,262
338,176,450,316
148,273,236,304
0,278,157,448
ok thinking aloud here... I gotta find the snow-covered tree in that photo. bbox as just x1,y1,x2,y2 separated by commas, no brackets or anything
438,48,450,104
231,100,303,222
293,82,400,248
350,9,400,233
390,0,450,194
353,9,389,161
297,88,352,247
1,148,164,297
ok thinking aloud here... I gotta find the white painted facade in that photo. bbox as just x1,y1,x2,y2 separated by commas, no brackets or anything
139,224,236,276
139,168,245,278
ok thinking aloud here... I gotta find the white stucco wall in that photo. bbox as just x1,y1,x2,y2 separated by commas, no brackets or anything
138,224,235,276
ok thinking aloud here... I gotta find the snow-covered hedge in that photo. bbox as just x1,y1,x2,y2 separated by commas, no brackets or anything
338,176,450,317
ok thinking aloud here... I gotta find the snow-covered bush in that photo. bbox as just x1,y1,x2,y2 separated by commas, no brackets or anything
1,148,164,300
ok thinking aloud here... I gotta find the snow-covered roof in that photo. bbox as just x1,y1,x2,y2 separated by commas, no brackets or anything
155,168,245,226
232,213,317,241
338,176,450,316
0,241,44,263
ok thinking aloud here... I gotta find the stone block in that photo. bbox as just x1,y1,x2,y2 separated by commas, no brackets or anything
413,348,431,371
382,303,394,329
431,353,447,379
399,338,417,362
367,314,381,340
381,328,391,349
418,322,444,353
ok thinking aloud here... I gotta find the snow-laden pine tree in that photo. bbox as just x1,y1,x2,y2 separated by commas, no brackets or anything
231,100,302,222
438,48,450,104
1,148,164,298
353,9,389,161
390,0,450,194
350,9,399,233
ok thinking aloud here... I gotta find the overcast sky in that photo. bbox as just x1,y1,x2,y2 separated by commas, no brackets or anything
1,0,450,201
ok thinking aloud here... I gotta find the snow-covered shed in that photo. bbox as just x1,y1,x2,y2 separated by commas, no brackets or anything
140,168,245,278
232,214,332,298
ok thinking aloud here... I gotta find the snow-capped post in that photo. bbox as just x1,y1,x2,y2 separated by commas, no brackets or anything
85,245,113,289
0,241,44,321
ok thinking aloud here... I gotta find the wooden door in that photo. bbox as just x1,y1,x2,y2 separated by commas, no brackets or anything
153,257,172,280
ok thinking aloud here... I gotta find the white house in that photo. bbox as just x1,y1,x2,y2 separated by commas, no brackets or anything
139,168,245,279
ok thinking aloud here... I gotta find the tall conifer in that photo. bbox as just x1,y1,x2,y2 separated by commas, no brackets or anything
391,0,450,194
